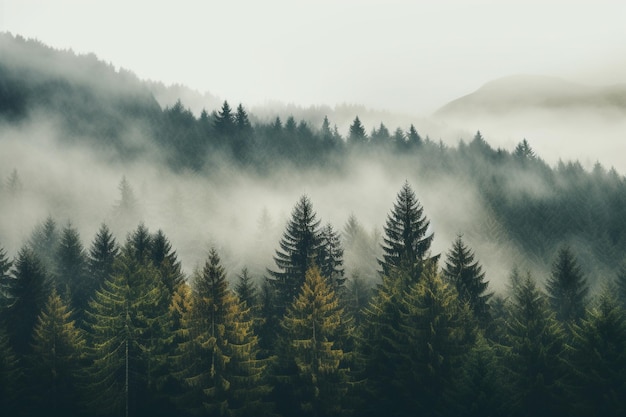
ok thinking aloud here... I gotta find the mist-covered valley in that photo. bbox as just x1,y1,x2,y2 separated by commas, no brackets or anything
3,32,626,417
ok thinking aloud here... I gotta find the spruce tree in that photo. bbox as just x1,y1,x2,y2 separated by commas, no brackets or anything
87,223,119,299
505,271,567,417
178,249,272,416
278,266,350,417
235,267,258,310
617,261,626,309
0,326,21,414
347,116,367,146
546,246,588,324
0,246,13,312
317,223,345,291
407,124,422,148
56,223,89,316
568,288,626,417
380,181,435,285
6,246,50,355
29,216,59,281
29,288,86,416
85,242,171,416
151,229,184,294
442,235,492,325
269,195,322,314
214,100,236,137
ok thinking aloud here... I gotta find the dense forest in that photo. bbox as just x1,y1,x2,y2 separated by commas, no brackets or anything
2,32,626,416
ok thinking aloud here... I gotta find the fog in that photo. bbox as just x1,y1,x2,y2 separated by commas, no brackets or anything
0,108,530,293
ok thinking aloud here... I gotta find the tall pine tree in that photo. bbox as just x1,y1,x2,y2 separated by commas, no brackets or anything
380,181,435,285
442,235,492,325
546,246,588,325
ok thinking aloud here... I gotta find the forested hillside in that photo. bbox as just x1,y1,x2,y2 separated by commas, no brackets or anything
2,32,626,416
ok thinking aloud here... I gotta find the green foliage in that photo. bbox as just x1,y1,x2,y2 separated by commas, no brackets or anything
504,271,567,417
6,246,50,355
442,235,492,325
29,288,86,415
234,267,258,310
317,223,345,291
567,288,626,417
84,239,171,416
0,246,13,311
87,223,119,300
380,181,435,284
0,326,21,414
278,267,351,417
546,246,588,324
269,195,322,315
348,116,367,146
56,223,89,316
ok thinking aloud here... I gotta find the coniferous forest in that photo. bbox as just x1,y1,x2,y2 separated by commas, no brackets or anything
2,33,626,417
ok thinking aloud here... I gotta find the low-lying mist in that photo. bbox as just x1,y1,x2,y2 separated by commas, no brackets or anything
0,116,524,292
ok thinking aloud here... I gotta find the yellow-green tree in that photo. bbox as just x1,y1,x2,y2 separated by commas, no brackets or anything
279,266,351,417
29,288,86,415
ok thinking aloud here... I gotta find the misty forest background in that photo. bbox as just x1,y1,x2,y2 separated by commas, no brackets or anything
2,33,626,417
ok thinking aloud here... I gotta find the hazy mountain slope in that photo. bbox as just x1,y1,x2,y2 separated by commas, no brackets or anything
434,74,626,117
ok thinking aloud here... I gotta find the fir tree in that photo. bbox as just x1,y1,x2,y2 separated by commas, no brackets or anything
29,288,86,416
568,288,626,417
0,326,21,414
546,246,588,325
407,124,422,148
317,223,345,291
380,181,435,285
29,216,59,281
269,195,322,315
151,229,184,294
214,100,235,137
616,261,626,309
56,223,89,316
278,266,350,417
6,246,50,355
85,243,171,417
0,246,13,311
442,235,492,325
235,267,258,310
348,116,367,146
87,223,119,299
505,271,567,417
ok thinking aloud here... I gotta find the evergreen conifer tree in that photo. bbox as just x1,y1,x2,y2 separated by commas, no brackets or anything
0,326,21,414
235,267,258,309
380,181,435,284
29,288,86,416
568,287,626,417
407,125,422,148
269,195,322,315
505,271,567,417
29,216,59,281
151,229,184,294
348,116,367,146
6,246,50,355
56,223,89,316
546,246,588,324
214,100,236,137
85,242,171,416
278,266,350,417
0,246,13,312
87,223,119,300
317,223,345,291
442,235,492,325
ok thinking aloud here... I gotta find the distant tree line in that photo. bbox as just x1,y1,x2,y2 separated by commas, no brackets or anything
1,182,626,417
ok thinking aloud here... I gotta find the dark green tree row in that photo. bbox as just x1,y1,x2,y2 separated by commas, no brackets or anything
1,183,625,416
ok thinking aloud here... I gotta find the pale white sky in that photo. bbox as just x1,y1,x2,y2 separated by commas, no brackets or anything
1,0,625,114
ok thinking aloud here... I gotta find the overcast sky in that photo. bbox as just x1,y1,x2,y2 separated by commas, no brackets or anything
1,0,626,114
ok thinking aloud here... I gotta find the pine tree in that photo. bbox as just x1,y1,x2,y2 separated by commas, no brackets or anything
616,261,626,309
347,116,367,146
407,125,422,148
235,267,258,309
546,246,588,324
380,181,435,285
0,246,13,311
568,287,626,417
29,216,59,281
178,249,272,416
128,223,153,262
344,273,372,327
151,229,184,294
6,246,50,355
269,195,322,315
85,243,171,416
278,266,350,417
56,223,89,316
505,271,567,417
442,235,492,325
317,223,345,291
0,326,21,414
29,288,86,416
87,223,119,299
214,100,235,137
